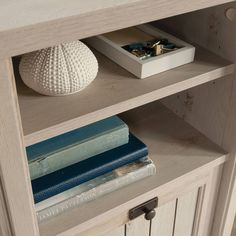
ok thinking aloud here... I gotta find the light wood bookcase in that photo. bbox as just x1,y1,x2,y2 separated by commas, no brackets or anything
0,1,236,236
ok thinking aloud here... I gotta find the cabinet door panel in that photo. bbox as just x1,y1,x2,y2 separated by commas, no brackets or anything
126,215,150,236
174,188,199,236
101,226,125,236
151,199,176,236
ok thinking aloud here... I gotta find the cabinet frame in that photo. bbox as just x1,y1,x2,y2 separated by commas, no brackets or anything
0,1,236,236
0,59,39,235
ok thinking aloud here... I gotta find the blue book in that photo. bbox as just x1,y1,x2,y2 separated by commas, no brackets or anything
27,116,129,180
32,133,148,203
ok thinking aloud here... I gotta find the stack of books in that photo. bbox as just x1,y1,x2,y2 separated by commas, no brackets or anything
27,116,156,222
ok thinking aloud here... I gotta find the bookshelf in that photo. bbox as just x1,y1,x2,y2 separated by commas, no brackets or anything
15,48,233,146
0,1,236,236
39,102,226,236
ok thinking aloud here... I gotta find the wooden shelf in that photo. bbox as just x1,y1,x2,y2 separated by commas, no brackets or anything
0,0,232,59
15,47,234,146
38,101,227,236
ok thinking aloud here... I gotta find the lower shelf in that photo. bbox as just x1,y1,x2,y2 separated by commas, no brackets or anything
38,101,226,236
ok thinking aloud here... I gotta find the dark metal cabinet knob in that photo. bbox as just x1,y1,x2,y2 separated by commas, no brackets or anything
145,209,156,220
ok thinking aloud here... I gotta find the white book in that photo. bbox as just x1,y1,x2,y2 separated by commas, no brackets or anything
36,158,156,222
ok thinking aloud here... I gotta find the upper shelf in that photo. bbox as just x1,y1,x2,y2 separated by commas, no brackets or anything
15,47,234,146
0,0,233,59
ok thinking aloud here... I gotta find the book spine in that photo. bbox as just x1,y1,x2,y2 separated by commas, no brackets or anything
29,127,128,180
36,162,156,222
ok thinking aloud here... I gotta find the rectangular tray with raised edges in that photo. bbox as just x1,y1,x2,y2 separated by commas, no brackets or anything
85,24,195,79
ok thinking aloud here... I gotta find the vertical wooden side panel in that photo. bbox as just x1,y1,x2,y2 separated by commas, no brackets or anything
0,180,11,236
101,226,125,236
0,59,39,235
154,3,236,235
214,85,236,236
173,188,198,236
126,215,150,236
151,200,176,236
192,166,223,236
231,217,236,236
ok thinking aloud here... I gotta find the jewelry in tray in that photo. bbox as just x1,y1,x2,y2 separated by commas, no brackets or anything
122,39,180,60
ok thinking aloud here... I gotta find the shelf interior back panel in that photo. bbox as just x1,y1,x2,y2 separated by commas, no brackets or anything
14,47,234,146
39,101,226,236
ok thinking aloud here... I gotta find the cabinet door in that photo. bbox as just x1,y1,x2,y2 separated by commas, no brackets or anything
92,187,202,236
126,189,199,236
173,188,199,236
101,226,125,236
126,215,150,236
151,199,176,236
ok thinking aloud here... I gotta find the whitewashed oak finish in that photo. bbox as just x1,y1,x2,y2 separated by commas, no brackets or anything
161,78,233,146
91,178,222,236
154,3,236,235
0,60,39,235
150,199,176,236
174,189,198,236
192,165,223,236
39,102,226,236
76,214,127,236
97,185,215,236
231,215,236,236
87,184,214,236
15,48,234,145
0,0,234,59
0,1,235,236
0,181,11,236
126,215,150,236
100,226,124,236
218,82,236,236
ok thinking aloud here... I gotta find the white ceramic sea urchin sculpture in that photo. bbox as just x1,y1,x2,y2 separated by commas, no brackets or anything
19,41,98,96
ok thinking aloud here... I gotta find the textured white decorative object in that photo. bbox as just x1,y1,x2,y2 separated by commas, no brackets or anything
19,41,98,96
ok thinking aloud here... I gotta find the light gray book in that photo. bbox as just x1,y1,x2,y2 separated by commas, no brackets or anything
36,158,156,222
27,116,129,180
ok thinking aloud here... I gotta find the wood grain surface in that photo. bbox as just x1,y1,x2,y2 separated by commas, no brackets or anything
0,0,234,58
39,102,226,236
14,47,234,146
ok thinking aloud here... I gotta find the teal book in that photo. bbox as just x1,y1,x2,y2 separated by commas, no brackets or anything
32,133,148,203
27,116,129,180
